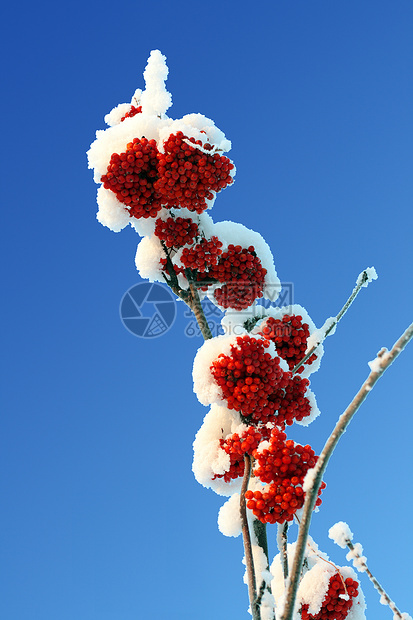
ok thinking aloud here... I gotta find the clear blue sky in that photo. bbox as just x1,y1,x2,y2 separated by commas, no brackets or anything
1,1,412,619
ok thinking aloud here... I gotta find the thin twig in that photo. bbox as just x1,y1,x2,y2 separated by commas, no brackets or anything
345,539,406,619
240,454,259,620
291,270,373,375
281,322,413,620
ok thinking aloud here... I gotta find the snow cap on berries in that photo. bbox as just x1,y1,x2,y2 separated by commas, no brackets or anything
192,404,246,496
253,304,324,379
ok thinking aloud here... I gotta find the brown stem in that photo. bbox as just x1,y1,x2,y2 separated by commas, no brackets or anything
240,454,259,620
184,268,213,340
291,269,373,375
281,322,413,620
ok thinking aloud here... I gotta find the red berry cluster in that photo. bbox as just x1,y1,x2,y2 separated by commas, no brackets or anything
269,375,311,427
210,335,290,423
155,217,199,248
120,105,142,122
154,132,234,213
181,236,223,272
213,426,270,483
209,245,267,310
244,429,325,524
259,314,318,373
301,573,359,620
101,138,162,219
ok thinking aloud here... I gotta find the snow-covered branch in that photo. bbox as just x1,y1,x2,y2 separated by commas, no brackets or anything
281,321,413,620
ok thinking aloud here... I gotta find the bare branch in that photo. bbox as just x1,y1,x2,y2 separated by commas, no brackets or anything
291,269,376,375
185,268,213,340
346,539,406,619
281,321,413,620
240,454,259,619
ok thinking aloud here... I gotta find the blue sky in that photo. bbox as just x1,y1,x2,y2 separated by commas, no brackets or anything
1,1,412,619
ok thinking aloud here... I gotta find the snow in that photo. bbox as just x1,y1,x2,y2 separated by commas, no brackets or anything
218,493,242,537
88,50,234,234
95,186,132,232
134,235,165,282
346,542,367,573
357,266,378,288
140,50,172,118
303,465,319,493
270,538,366,620
368,348,389,373
158,113,232,154
328,521,353,548
210,220,280,306
192,333,280,405
305,316,337,354
192,404,245,496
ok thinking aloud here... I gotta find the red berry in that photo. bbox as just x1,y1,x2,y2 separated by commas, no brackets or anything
101,138,162,219
154,132,234,213
300,572,359,620
155,216,199,248
120,105,142,121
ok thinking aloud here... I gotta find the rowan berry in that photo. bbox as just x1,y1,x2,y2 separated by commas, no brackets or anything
259,314,318,373
245,428,326,524
101,138,162,219
120,105,142,121
300,572,359,620
212,426,270,483
154,132,234,212
210,335,290,423
154,217,199,248
181,236,223,272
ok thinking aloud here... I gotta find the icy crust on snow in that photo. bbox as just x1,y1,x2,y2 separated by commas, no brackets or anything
328,521,353,548
270,539,366,620
192,404,246,496
192,334,279,407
